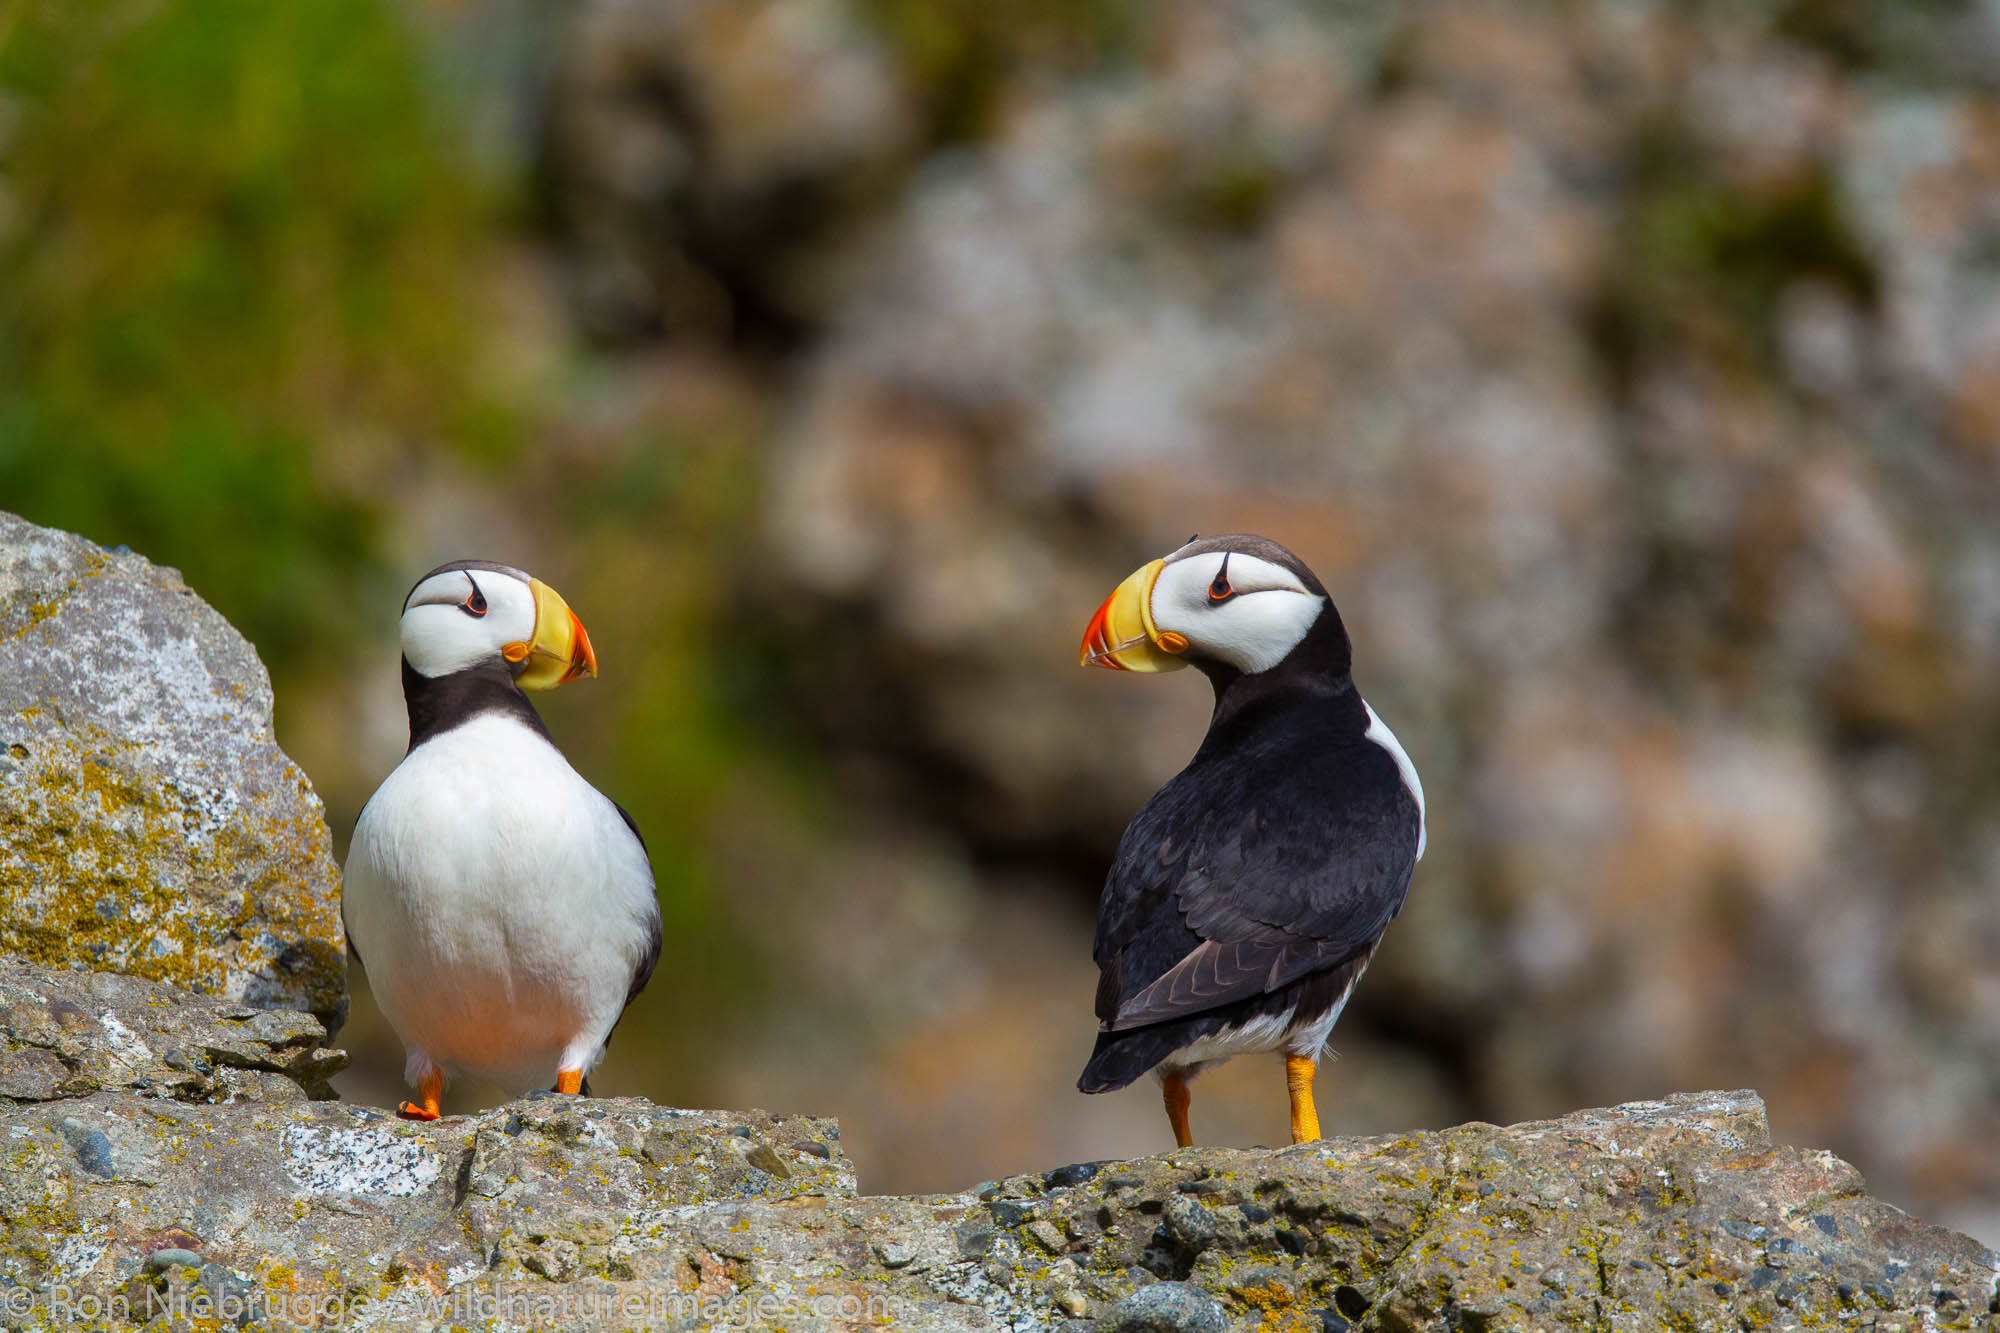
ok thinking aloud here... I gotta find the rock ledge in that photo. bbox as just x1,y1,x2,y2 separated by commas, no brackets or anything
0,1075,1992,1332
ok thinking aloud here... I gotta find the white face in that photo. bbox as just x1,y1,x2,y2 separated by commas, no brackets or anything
1150,547,1325,675
400,565,538,678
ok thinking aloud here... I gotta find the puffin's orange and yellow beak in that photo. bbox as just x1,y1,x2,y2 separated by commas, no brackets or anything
1079,558,1189,673
507,578,597,690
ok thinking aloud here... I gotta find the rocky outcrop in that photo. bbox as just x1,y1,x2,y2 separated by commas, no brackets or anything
0,512,346,1028
0,955,344,1107
0,1079,1989,1331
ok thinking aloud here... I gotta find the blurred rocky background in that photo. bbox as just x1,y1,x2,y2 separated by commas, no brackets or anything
5,0,1999,1243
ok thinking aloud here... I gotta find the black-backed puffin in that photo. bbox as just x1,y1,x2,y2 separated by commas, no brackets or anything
1076,535,1425,1146
343,561,662,1120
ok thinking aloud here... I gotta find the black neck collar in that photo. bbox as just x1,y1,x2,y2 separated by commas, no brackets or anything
1194,597,1362,732
402,658,549,751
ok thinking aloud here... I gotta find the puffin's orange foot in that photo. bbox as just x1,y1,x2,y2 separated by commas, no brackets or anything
555,1067,583,1095
1162,1071,1193,1149
397,1069,443,1120
1285,1054,1321,1144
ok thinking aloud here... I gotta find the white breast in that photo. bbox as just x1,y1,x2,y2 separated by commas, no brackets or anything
343,714,657,1093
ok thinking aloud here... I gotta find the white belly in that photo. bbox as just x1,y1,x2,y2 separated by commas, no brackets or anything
1158,993,1349,1079
343,715,657,1093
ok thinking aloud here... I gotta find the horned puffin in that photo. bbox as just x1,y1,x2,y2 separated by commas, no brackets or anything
1077,535,1425,1147
343,561,662,1120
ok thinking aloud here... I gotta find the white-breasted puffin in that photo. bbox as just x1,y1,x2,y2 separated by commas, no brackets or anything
343,561,662,1120
1076,535,1425,1147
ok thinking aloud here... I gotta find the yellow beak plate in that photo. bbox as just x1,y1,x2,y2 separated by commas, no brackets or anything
1079,558,1188,673
508,578,598,691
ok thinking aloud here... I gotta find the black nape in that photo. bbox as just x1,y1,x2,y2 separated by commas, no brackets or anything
1198,593,1358,730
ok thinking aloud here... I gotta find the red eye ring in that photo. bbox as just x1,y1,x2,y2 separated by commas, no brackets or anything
462,584,488,617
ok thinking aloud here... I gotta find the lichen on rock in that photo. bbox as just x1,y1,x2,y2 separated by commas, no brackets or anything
0,511,345,1028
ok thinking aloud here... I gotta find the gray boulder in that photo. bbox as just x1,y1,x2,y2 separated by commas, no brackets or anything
1106,1281,1228,1332
0,511,345,1027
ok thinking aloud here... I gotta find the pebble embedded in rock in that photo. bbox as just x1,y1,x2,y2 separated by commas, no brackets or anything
1045,1162,1102,1189
874,1239,917,1269
1106,1281,1228,1333
1026,1220,1067,1254
990,1198,1038,1227
954,1220,997,1260
743,1143,791,1178
1162,1195,1216,1252
140,1229,201,1256
58,1117,115,1178
144,1249,202,1273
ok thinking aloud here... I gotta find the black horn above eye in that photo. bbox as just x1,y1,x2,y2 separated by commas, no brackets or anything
462,574,489,617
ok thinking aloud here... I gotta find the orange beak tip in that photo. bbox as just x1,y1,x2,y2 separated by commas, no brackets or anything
1079,591,1118,669
564,614,598,683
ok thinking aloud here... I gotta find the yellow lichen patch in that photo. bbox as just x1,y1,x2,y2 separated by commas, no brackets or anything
1231,1277,1321,1333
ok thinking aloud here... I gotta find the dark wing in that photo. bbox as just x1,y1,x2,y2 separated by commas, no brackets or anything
625,912,662,1013
613,801,648,853
1092,733,1419,1032
613,800,662,1012
340,895,362,967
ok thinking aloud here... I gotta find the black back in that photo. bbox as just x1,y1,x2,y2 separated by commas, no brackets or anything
1090,684,1417,1025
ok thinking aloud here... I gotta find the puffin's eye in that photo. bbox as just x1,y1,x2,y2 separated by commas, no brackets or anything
1207,554,1234,603
462,585,488,617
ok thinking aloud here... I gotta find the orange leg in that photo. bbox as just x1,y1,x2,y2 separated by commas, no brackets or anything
1285,1054,1321,1144
396,1069,442,1121
1162,1071,1193,1149
555,1067,584,1095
